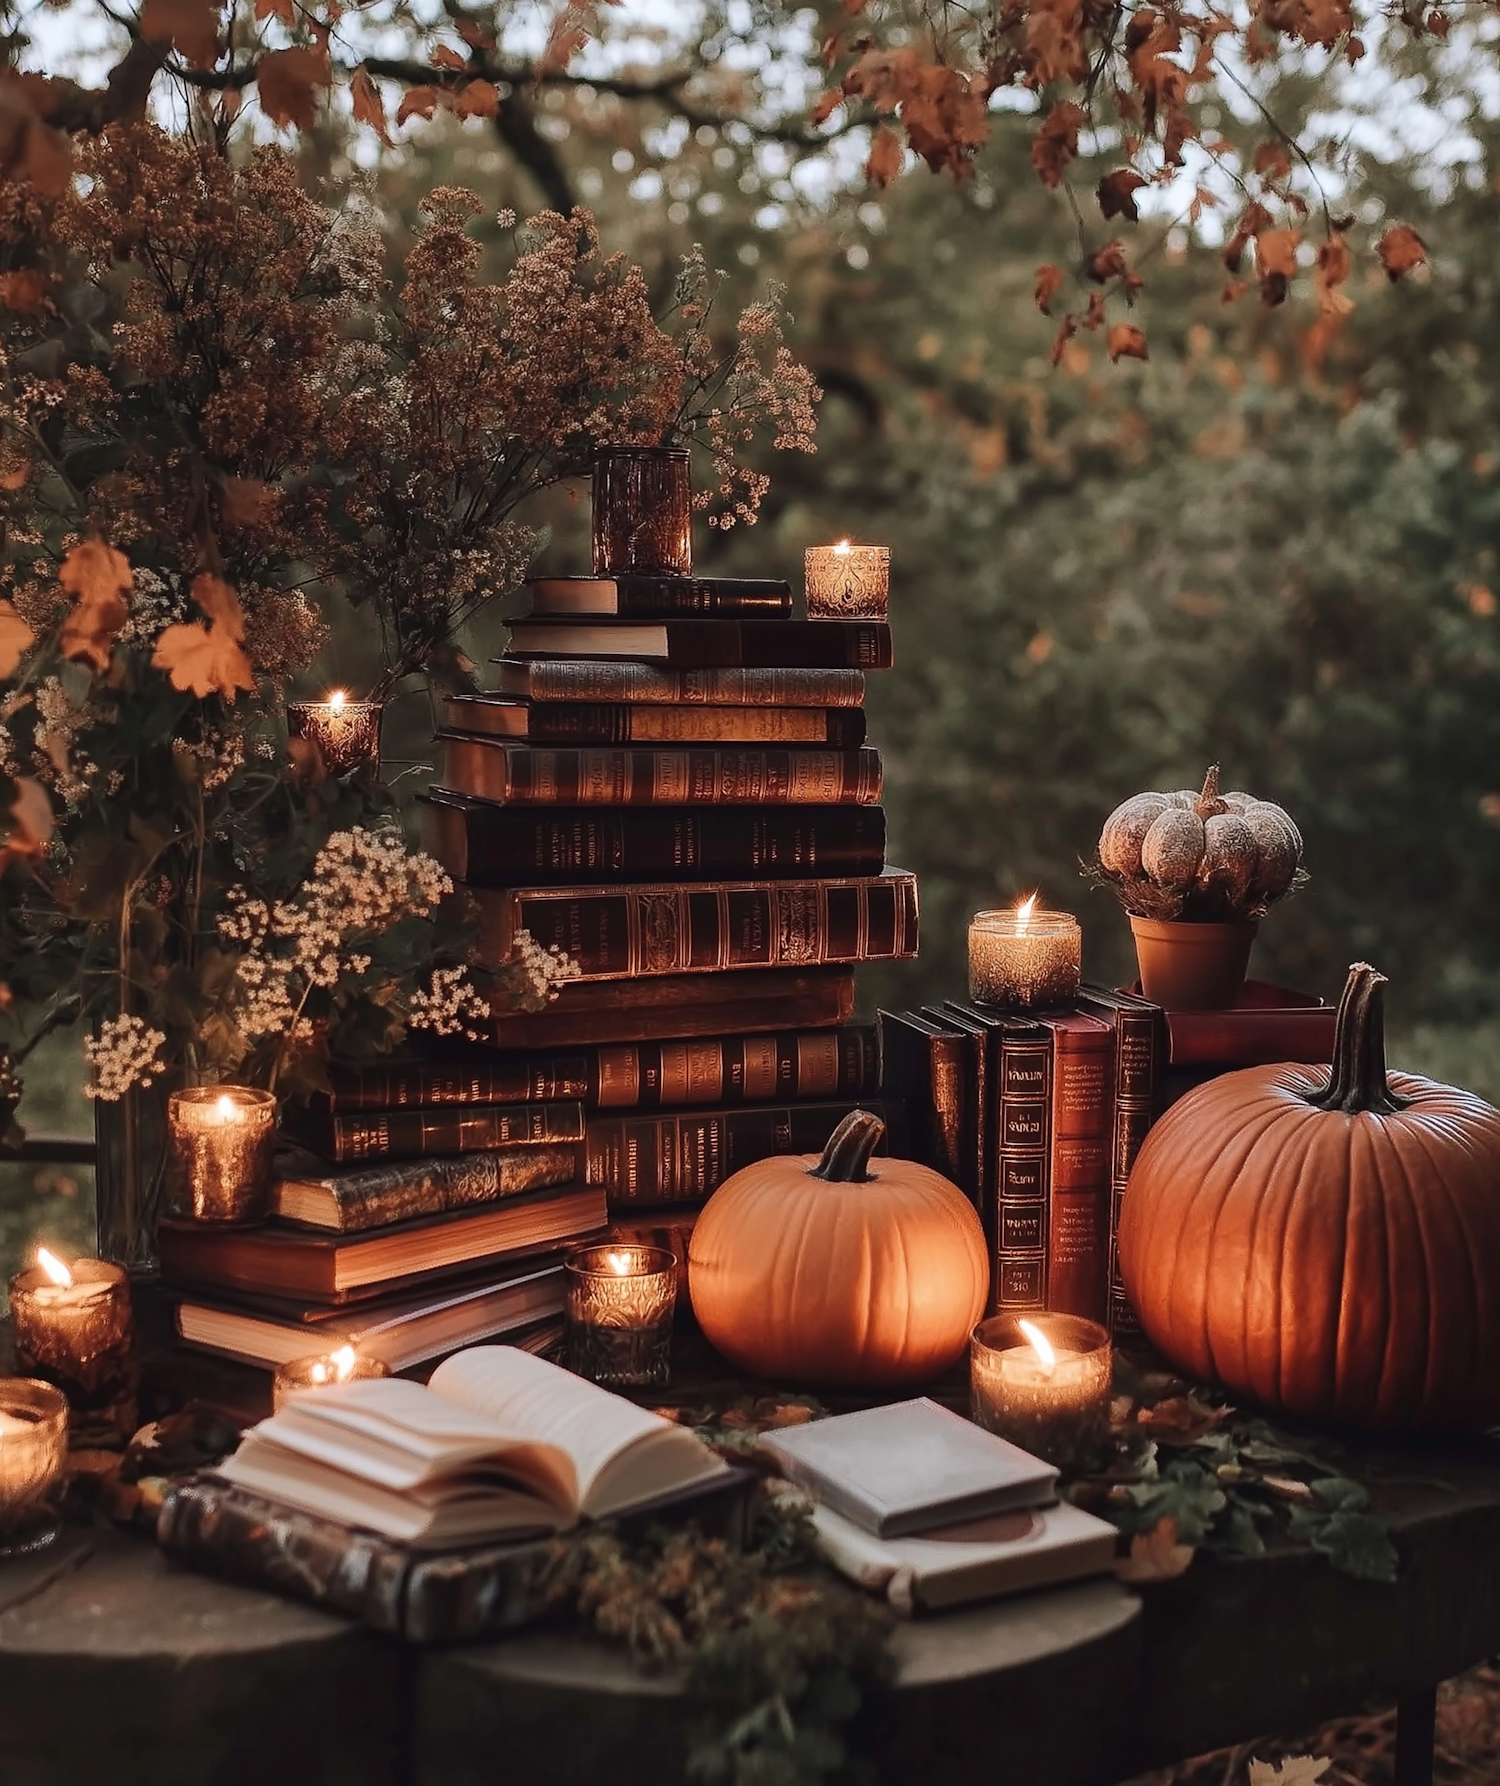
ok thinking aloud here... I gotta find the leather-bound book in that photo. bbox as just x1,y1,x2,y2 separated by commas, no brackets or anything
1036,1011,1115,1327
488,658,866,707
878,1010,978,1211
503,616,893,670
441,697,868,747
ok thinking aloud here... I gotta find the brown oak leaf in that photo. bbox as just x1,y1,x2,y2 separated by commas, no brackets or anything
151,573,255,701
1031,100,1085,188
1377,223,1427,281
349,66,391,143
1098,168,1148,222
1115,1515,1195,1582
866,122,904,188
256,45,331,130
1107,321,1150,362
58,538,131,675
0,269,47,313
139,0,222,67
1034,263,1066,315
0,599,35,677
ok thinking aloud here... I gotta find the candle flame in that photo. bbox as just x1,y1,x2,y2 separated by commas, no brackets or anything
833,539,851,556
606,1249,633,1275
1018,1318,1057,1372
1015,893,1038,934
328,689,347,711
36,1247,73,1288
331,1345,357,1382
215,1093,240,1122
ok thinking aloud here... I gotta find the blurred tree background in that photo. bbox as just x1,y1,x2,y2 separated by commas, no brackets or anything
7,11,1500,1270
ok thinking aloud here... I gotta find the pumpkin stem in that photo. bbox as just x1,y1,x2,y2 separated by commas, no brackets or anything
1193,763,1228,820
811,1109,886,1183
1306,961,1409,1116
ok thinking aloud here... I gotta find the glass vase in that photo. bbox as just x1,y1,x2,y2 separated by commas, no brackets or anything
94,1079,173,1275
591,444,693,578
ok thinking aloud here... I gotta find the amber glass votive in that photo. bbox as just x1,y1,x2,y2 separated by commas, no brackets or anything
566,1244,677,1387
164,1086,278,1224
803,542,890,619
971,1314,1112,1470
0,1380,67,1556
9,1252,135,1439
273,1348,390,1413
287,693,383,775
968,904,1082,1009
592,444,692,577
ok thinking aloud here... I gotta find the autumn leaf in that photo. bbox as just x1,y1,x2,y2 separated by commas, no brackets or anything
257,45,332,130
866,122,903,188
0,599,35,678
1031,100,1085,188
429,44,467,70
218,476,273,531
0,269,47,313
1377,223,1427,281
0,81,71,196
0,775,53,874
810,89,842,129
1223,199,1272,273
1248,1759,1331,1786
58,538,132,675
349,66,391,144
1050,312,1077,367
1255,227,1301,305
151,573,256,701
452,79,501,120
1115,1515,1194,1581
1087,239,1130,284
1097,169,1147,222
139,0,222,67
1034,263,1066,315
396,86,441,126
539,3,591,76
1107,322,1150,362
1252,139,1293,183
253,0,293,18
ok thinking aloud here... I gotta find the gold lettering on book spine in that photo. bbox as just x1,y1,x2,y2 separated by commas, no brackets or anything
639,892,683,973
774,886,820,963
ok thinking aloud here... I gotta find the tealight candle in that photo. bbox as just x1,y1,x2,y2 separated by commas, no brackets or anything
0,1379,68,1555
164,1086,278,1224
968,896,1082,1009
8,1250,135,1440
804,540,890,619
287,690,383,775
273,1345,390,1413
970,1314,1112,1469
566,1244,677,1388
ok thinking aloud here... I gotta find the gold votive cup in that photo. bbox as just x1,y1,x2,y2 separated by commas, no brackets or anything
970,1314,1112,1470
273,1349,391,1413
803,542,890,619
592,444,693,577
566,1244,677,1387
0,1379,68,1555
164,1086,278,1224
968,906,1082,1009
8,1255,136,1440
287,696,383,775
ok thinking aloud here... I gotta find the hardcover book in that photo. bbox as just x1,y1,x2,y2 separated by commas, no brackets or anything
489,659,866,707
473,869,920,981
878,1010,977,1210
503,617,893,670
432,738,883,806
421,795,887,885
925,1004,993,1228
1037,1011,1115,1327
283,1100,586,1165
524,574,792,619
272,1146,581,1232
441,697,868,747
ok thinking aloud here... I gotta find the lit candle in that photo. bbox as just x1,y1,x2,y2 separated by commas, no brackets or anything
565,1244,677,1388
286,690,383,775
164,1086,278,1224
273,1345,390,1413
803,540,890,619
970,1314,1112,1469
968,896,1082,1009
8,1250,135,1438
0,1379,68,1553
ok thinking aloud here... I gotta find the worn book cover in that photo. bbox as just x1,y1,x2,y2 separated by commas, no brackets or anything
524,574,792,619
877,1010,977,1211
490,658,866,707
272,1146,580,1232
503,617,894,670
284,1100,587,1165
1037,1011,1115,1327
441,697,868,747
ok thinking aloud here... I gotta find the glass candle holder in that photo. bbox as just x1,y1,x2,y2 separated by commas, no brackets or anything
803,541,890,619
8,1251,136,1442
0,1379,68,1557
968,900,1082,1009
592,444,693,578
566,1244,677,1388
164,1086,278,1224
273,1347,390,1413
287,692,383,776
970,1314,1112,1471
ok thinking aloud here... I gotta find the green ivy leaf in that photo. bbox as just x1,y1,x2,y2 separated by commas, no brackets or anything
1287,1507,1398,1582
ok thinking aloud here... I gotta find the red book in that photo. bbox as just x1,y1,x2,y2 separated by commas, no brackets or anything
1037,1012,1114,1327
1134,980,1334,1068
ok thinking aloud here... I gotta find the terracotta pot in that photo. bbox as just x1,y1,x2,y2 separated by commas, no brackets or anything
1129,915,1257,1010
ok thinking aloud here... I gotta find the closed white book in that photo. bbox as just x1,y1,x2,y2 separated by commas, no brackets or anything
811,1499,1119,1613
760,1398,1058,1538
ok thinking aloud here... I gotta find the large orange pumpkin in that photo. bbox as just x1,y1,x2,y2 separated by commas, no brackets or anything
1119,962,1500,1430
688,1109,989,1388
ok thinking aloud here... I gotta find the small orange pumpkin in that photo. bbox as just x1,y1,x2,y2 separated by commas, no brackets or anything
1119,962,1500,1430
688,1109,989,1388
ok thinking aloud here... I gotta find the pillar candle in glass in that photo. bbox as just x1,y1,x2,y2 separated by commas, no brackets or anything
164,1086,278,1224
273,1346,390,1413
566,1244,677,1388
803,540,890,619
0,1379,68,1557
592,444,693,577
286,690,383,775
970,1314,1112,1469
8,1249,136,1440
968,896,1082,1009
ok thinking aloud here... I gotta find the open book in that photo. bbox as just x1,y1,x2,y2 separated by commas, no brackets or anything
217,1346,728,1547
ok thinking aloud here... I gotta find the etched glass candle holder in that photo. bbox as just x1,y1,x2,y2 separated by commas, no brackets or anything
566,1244,677,1388
273,1347,390,1413
164,1086,278,1224
287,692,383,776
592,444,693,578
8,1251,136,1443
803,542,890,619
0,1379,68,1558
968,901,1082,1009
970,1314,1112,1470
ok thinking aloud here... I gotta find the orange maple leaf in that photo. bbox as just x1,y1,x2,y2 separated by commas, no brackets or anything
151,573,256,701
1115,1515,1195,1582
1255,227,1301,305
256,45,331,130
1030,100,1085,189
58,538,131,675
1377,223,1427,281
865,123,904,188
1107,322,1150,362
139,0,222,68
0,599,35,677
396,86,441,126
452,79,500,120
429,44,467,70
1097,169,1147,222
349,66,391,144
1034,263,1066,315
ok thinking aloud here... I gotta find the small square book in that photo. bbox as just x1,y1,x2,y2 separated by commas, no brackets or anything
760,1398,1058,1538
218,1346,728,1547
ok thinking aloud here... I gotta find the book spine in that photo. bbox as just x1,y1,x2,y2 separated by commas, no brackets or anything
593,1025,879,1110
307,1146,580,1233
448,706,867,747
480,873,920,981
439,746,883,807
585,1100,897,1205
1043,1018,1114,1327
1107,1007,1161,1338
509,621,892,670
294,1102,586,1164
500,661,867,706
878,1015,975,1212
317,1059,544,1111
601,579,793,618
994,1026,1052,1316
